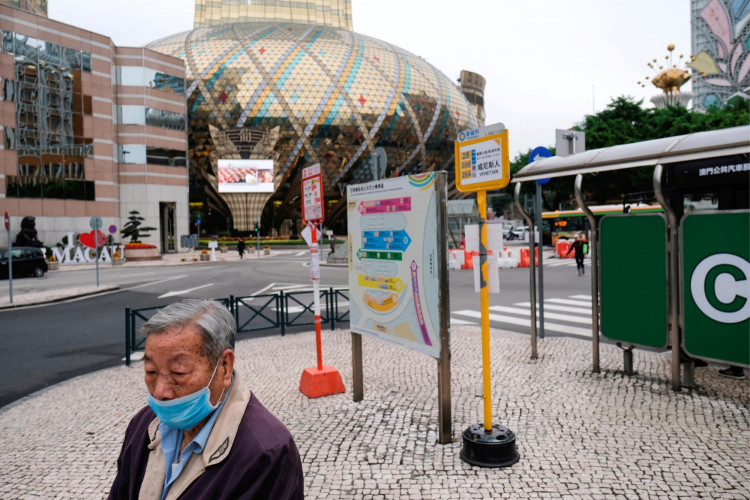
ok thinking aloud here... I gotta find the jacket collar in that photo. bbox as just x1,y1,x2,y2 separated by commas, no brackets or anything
142,371,252,500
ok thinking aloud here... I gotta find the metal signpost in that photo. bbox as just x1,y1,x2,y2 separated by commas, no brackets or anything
5,212,12,304
681,210,749,367
454,123,519,467
90,216,103,286
529,147,552,339
299,164,345,398
347,171,451,444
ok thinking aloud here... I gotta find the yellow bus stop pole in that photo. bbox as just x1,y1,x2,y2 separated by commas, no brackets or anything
478,189,492,431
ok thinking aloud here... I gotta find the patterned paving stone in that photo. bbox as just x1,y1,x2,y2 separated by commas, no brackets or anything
0,327,747,498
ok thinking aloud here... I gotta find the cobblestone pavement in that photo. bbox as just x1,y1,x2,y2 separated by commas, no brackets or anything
0,327,747,499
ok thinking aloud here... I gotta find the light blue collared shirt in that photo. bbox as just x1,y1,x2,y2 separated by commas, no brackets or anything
158,381,232,500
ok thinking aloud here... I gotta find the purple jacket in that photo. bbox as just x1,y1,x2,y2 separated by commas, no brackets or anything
108,373,303,500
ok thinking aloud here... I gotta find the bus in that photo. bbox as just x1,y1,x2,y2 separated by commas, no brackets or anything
542,204,663,245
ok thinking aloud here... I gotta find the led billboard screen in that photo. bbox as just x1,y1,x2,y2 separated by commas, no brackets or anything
217,159,274,193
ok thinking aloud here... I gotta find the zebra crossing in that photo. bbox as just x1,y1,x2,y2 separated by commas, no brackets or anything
542,258,580,267
452,294,594,339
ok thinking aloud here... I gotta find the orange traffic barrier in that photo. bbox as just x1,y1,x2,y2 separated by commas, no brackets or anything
556,240,574,258
518,247,539,268
299,366,346,398
462,250,478,269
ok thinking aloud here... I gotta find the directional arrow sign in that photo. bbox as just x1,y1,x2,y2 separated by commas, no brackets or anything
357,249,403,261
361,230,411,251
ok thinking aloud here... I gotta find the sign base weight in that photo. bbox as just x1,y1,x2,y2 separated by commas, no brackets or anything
299,365,346,398
460,423,519,468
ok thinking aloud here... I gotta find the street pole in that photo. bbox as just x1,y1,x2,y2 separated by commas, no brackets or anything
535,182,545,338
311,224,323,370
6,219,12,304
256,218,260,259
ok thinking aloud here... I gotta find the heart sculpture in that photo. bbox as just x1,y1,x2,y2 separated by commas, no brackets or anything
79,230,107,248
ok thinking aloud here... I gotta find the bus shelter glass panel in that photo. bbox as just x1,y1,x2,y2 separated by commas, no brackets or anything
681,210,749,367
600,214,668,348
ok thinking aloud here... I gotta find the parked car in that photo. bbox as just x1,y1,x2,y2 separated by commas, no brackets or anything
0,247,48,278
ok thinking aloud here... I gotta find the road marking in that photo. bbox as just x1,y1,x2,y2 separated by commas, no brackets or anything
295,250,308,257
452,309,591,337
158,283,214,299
125,274,188,290
569,294,592,300
451,318,477,325
517,302,591,315
489,305,592,325
545,298,592,307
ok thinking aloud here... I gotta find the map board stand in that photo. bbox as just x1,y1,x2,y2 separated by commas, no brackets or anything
347,171,452,445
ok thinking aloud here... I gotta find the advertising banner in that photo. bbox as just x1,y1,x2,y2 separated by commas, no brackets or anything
217,159,274,193
347,173,443,358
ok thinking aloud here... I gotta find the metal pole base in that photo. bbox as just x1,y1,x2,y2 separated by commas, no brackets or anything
682,359,696,389
460,423,520,468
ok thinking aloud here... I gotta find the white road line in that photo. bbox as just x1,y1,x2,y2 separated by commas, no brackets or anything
124,274,188,290
450,318,477,325
546,298,592,307
158,283,214,299
489,305,591,325
570,294,592,300
517,302,592,315
295,251,308,257
453,309,592,337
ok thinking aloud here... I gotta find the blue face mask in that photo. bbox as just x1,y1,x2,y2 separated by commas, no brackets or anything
147,359,225,430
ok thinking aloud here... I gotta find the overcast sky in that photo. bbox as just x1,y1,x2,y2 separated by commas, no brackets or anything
48,0,692,158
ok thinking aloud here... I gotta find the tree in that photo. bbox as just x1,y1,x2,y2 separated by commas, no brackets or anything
505,95,750,210
121,210,157,243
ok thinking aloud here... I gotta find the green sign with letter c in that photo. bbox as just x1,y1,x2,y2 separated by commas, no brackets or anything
681,211,749,367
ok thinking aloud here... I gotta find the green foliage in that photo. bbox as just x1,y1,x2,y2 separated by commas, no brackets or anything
506,95,750,209
121,210,157,243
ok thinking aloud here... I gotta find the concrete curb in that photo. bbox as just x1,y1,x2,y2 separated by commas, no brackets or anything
0,285,120,309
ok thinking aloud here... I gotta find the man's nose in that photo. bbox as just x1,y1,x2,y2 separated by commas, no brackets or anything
152,376,175,400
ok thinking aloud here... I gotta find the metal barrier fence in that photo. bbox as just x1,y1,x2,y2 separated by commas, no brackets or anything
125,287,350,365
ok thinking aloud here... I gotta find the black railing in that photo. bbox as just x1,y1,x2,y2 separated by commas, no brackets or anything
124,287,349,365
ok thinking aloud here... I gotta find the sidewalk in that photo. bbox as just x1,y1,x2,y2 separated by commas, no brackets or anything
0,246,345,309
0,327,747,498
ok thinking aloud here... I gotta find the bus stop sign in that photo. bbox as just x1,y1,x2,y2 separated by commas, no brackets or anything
681,210,749,366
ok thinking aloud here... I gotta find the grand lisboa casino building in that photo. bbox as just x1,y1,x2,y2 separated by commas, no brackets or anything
148,13,481,232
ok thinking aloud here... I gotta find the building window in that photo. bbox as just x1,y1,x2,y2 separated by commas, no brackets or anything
5,161,95,200
147,146,186,166
118,67,185,95
145,107,186,131
119,144,146,163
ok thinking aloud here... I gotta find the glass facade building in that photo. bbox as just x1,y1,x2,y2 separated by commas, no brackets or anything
690,0,750,110
0,3,190,254
149,7,480,231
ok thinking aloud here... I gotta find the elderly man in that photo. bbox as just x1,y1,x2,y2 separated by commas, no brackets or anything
109,299,303,499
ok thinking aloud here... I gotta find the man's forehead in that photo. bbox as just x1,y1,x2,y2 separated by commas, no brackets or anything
144,325,205,358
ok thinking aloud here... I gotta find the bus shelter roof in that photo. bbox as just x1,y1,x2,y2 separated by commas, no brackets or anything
512,125,750,183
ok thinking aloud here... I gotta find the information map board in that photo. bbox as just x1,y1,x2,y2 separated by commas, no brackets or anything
347,173,444,358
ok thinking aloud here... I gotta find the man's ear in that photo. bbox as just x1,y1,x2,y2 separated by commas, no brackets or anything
220,349,235,385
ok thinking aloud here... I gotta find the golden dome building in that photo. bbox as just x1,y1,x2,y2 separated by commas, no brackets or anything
147,0,479,233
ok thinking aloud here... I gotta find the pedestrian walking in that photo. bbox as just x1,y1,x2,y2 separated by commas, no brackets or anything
237,237,246,259
565,233,588,276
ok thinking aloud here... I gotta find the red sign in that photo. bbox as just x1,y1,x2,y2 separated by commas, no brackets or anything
3,212,8,230
79,230,108,248
301,163,324,223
